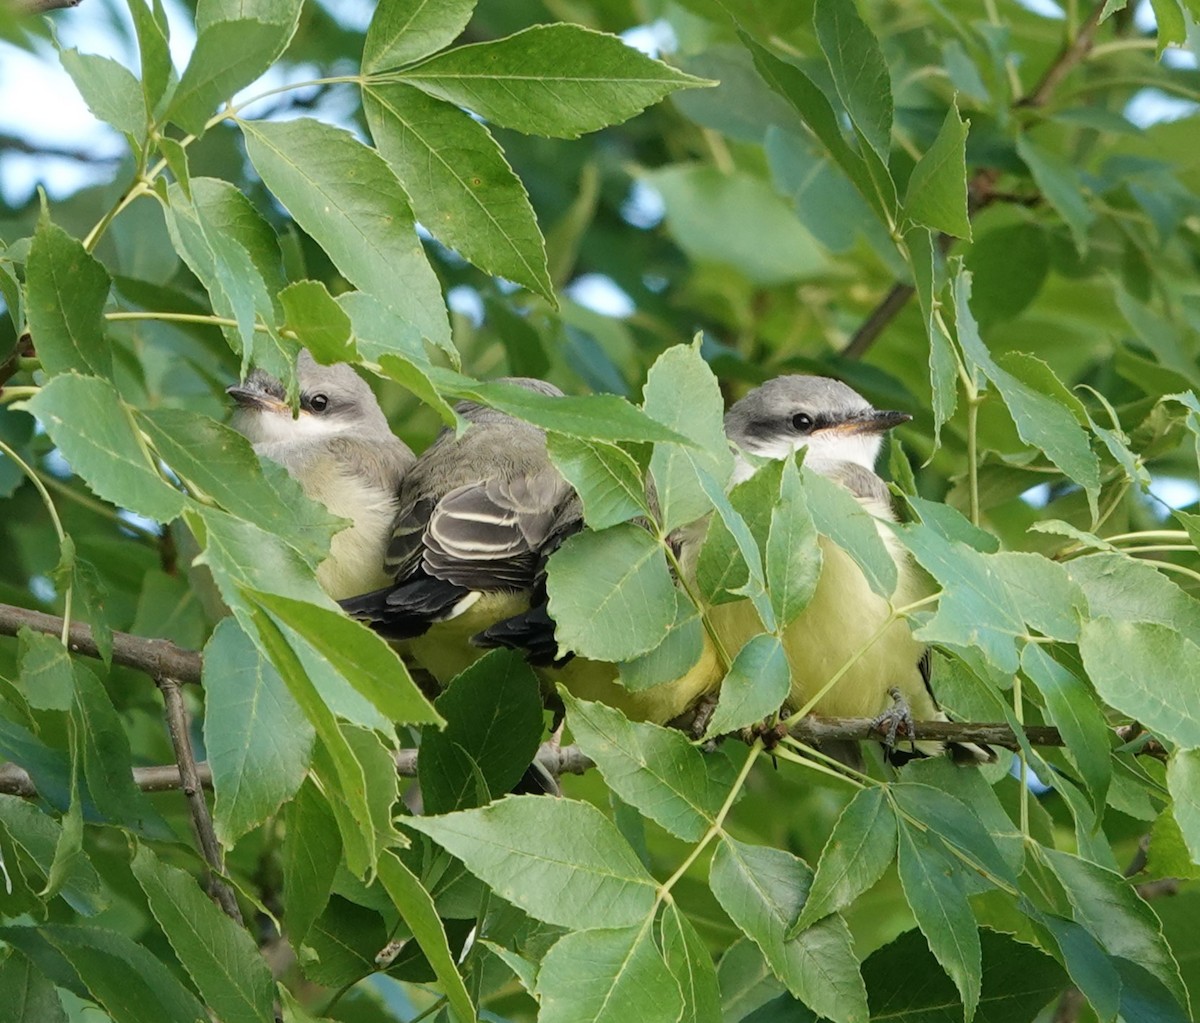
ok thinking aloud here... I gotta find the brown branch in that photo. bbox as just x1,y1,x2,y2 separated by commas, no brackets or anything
788,715,1067,750
1020,4,1107,110
0,133,119,163
0,602,202,684
158,676,243,925
843,4,1106,360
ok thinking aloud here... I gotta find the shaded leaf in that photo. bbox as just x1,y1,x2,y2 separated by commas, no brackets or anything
546,434,651,531
404,795,658,928
813,0,893,161
362,0,476,73
904,101,971,239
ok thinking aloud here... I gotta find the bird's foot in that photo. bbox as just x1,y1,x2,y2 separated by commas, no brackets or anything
870,687,916,750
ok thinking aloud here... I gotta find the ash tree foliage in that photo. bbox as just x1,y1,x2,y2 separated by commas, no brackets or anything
3,0,1200,1020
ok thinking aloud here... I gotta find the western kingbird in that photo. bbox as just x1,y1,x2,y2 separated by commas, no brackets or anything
228,350,414,601
717,375,992,762
342,378,722,724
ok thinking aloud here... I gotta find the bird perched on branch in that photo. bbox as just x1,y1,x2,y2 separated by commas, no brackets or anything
228,350,414,601
716,375,992,763
342,378,722,724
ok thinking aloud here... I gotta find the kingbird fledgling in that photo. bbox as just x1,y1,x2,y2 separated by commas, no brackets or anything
341,379,722,723
717,376,992,762
228,350,414,601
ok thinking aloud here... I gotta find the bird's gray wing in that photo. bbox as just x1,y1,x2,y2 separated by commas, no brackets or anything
423,468,581,592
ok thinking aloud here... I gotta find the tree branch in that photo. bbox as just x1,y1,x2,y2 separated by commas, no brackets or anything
0,334,34,394
0,602,202,684
158,676,244,925
843,4,1106,360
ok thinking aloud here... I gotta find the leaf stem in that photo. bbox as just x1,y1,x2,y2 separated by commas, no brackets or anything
654,739,761,906
1013,672,1029,841
661,540,733,672
775,738,868,789
0,438,73,644
0,386,38,404
82,180,153,252
966,394,981,528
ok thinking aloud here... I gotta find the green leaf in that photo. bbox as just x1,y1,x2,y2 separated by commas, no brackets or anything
792,787,896,933
642,166,828,287
247,588,441,726
59,50,146,139
187,506,330,612
891,784,1016,889
0,949,67,1023
1168,749,1200,865
1021,644,1111,817
33,923,208,1023
546,434,651,531
896,522,1025,673
241,117,451,353
906,227,957,446
895,822,981,1021
161,179,286,374
429,369,690,444
766,457,822,629
1150,0,1188,53
739,31,892,220
24,375,185,522
130,843,275,1023
73,665,168,835
952,267,1101,507
617,601,705,693
704,633,789,738
362,0,475,72
202,618,313,847
537,924,684,1023
16,628,74,711
419,649,543,814
376,852,477,1023
904,100,971,239
1015,134,1095,254
1079,618,1200,748
399,24,710,139
697,470,775,630
282,778,340,950
717,938,785,1022
127,0,171,117
562,691,734,841
661,903,721,1023
812,0,893,162
137,407,343,568
240,603,381,877
643,341,733,533
169,4,301,134
709,836,868,1023
802,468,897,598
278,280,354,362
404,795,658,928
989,552,1088,642
858,928,1066,1023
364,82,553,302
0,794,107,916
1043,848,1188,1010
24,211,112,379
546,523,677,661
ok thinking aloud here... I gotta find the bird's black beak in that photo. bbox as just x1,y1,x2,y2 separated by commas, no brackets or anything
226,384,286,413
838,409,912,435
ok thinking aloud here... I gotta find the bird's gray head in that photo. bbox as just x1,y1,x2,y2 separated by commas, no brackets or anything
724,375,910,478
227,350,393,448
454,376,565,426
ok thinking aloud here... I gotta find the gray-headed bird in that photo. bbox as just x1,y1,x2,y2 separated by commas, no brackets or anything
228,350,414,601
715,375,992,762
342,378,722,724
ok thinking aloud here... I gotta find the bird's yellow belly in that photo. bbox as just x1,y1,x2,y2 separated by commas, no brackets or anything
709,538,934,720
404,592,533,685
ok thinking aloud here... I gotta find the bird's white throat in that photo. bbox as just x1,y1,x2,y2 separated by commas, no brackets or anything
732,429,884,484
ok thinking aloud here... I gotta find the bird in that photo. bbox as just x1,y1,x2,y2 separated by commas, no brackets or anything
714,375,993,762
341,378,722,724
227,349,414,601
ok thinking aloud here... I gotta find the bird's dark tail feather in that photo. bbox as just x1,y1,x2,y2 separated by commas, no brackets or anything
473,604,573,668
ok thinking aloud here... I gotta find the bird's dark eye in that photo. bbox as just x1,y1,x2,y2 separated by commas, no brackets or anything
309,393,329,413
792,412,814,433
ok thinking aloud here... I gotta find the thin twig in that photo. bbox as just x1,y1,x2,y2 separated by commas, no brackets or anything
1020,3,1106,109
0,335,34,393
0,602,202,684
157,676,244,925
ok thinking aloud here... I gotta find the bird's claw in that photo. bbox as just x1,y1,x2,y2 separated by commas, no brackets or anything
740,718,789,751
870,687,916,749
